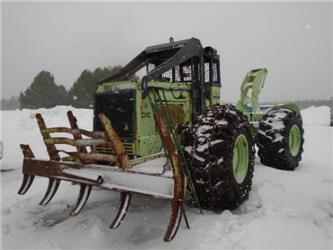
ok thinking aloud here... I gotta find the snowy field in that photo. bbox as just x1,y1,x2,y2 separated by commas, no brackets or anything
1,105,332,249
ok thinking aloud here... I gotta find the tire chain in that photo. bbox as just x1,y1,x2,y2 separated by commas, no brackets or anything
178,104,255,211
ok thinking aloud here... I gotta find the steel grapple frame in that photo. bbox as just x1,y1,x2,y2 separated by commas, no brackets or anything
18,110,188,242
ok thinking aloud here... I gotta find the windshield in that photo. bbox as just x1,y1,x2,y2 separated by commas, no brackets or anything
93,89,136,141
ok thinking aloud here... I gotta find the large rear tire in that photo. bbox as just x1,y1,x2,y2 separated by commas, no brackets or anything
181,104,255,212
257,108,304,171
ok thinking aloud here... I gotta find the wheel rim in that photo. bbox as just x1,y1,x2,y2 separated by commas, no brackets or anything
289,124,301,157
233,134,249,184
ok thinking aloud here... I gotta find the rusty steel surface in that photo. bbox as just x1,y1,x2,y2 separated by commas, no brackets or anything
99,114,132,170
40,127,105,139
67,111,88,154
20,144,35,158
44,137,113,148
22,158,99,184
70,184,92,216
18,144,35,195
57,148,118,164
17,175,35,195
154,111,187,242
157,104,185,125
21,157,175,198
18,110,188,242
39,179,61,206
110,192,132,229
36,113,61,161
75,152,117,164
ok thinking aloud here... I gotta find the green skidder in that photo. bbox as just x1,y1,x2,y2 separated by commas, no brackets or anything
93,40,304,211
18,38,304,241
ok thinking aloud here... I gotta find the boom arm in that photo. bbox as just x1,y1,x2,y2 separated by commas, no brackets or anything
236,68,268,114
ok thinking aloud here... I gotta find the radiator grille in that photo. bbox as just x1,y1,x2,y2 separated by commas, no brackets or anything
96,143,134,156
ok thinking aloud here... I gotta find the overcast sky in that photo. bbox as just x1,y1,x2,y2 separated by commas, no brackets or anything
1,2,332,102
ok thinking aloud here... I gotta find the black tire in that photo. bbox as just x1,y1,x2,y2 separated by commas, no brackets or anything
257,108,304,171
181,104,255,212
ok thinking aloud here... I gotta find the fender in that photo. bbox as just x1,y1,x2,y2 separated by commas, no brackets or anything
270,103,301,114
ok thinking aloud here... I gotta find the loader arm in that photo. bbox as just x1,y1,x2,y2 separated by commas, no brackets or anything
236,68,268,114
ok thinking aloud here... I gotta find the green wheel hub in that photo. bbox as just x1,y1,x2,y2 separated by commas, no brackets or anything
289,124,301,157
233,134,249,184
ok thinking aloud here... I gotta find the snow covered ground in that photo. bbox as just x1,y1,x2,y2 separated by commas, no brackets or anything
1,105,332,249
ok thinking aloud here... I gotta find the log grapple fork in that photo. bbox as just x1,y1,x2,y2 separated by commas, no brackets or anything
18,110,189,242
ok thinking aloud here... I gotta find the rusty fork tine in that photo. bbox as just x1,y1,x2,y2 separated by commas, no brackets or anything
67,111,88,154
35,113,61,161
98,113,132,169
18,144,35,195
153,110,187,242
182,204,190,229
39,178,61,205
163,200,183,242
70,184,92,216
18,175,35,195
110,192,132,229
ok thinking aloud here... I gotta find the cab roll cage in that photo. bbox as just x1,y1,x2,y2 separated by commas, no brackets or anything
98,37,221,116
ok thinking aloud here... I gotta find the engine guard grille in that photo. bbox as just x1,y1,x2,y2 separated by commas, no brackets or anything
96,143,134,156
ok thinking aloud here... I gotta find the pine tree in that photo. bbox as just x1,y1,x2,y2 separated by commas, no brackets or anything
68,66,123,108
68,70,95,108
19,71,68,109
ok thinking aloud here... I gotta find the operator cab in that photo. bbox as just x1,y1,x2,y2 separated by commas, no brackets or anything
93,38,222,156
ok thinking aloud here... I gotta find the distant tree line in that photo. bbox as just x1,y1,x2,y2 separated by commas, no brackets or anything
12,65,123,109
263,99,332,110
1,96,20,110
1,67,331,110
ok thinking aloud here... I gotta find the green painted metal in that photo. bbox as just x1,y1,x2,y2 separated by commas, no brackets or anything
289,124,301,157
206,85,221,107
235,69,301,129
232,134,249,184
96,69,301,159
96,81,138,94
148,88,203,213
129,151,165,165
96,80,218,157
137,81,192,156
236,68,268,114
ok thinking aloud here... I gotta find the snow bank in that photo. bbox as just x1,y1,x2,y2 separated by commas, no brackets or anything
0,106,93,170
301,105,331,126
